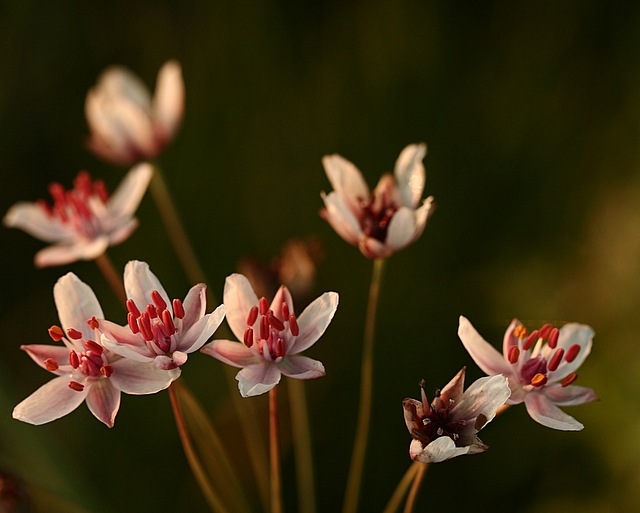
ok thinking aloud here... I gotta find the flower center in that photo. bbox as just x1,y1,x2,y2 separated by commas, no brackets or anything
359,174,399,242
410,383,467,447
243,297,299,362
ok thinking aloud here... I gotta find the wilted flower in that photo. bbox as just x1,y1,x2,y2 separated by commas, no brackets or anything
85,60,184,166
458,316,598,431
202,273,338,397
320,143,434,259
403,368,510,463
13,273,178,427
99,260,225,370
4,165,152,267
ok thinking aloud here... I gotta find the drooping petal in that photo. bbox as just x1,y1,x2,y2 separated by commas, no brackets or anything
236,362,282,397
544,385,599,406
124,260,171,315
223,274,259,341
458,316,513,377
181,284,207,333
201,340,262,368
288,291,339,354
179,304,226,354
13,376,88,426
402,397,424,432
21,344,70,375
321,154,370,216
277,355,325,380
524,392,584,431
547,323,594,382
106,163,153,220
152,60,184,142
385,206,418,251
35,236,110,268
54,273,104,340
110,358,179,394
320,192,363,246
502,319,522,357
3,202,73,242
86,379,121,428
409,437,470,464
451,374,511,425
394,143,426,208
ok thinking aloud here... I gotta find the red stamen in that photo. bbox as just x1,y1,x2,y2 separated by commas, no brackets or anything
565,344,581,363
539,323,552,340
126,299,141,318
87,316,99,330
259,297,269,316
83,340,103,355
48,325,64,341
146,304,158,319
162,310,176,335
507,346,520,364
93,179,109,202
100,364,113,378
246,306,259,326
267,312,285,331
48,182,66,204
74,171,93,197
244,327,254,348
85,351,103,367
276,337,285,358
138,313,154,341
282,302,290,321
37,199,53,217
547,348,565,372
67,328,83,340
68,381,84,392
289,314,299,336
151,290,167,310
548,328,559,349
561,372,578,387
530,373,547,387
69,351,80,369
173,299,185,319
260,316,269,340
128,313,140,334
523,329,539,351
44,358,58,371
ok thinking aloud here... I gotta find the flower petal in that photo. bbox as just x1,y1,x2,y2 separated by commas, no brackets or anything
236,362,282,397
201,340,262,368
288,291,339,354
124,260,171,315
320,192,363,247
321,153,370,216
439,368,466,406
13,376,88,425
524,392,584,431
410,437,470,464
54,273,104,340
547,323,594,382
277,355,325,380
502,319,522,357
106,163,153,220
543,384,599,406
101,336,154,362
358,237,390,259
35,236,110,268
110,358,179,394
385,206,418,251
458,316,513,377
181,283,207,333
223,274,259,341
394,143,426,208
3,202,72,242
107,218,139,246
270,285,294,318
86,379,120,428
152,60,184,143
21,344,70,375
179,304,226,354
451,374,511,425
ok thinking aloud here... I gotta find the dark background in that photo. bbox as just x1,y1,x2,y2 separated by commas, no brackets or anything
1,1,637,512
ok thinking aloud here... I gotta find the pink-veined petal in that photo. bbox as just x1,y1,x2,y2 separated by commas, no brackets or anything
223,274,259,341
320,192,363,246
410,437,469,464
152,60,184,142
502,319,522,356
54,273,104,340
86,379,120,428
278,355,325,380
201,340,262,368
35,236,110,268
288,291,338,354
452,374,511,425
394,143,426,208
3,202,72,242
270,285,294,319
321,153,370,216
124,260,171,315
458,316,513,376
21,344,70,375
99,319,144,346
101,336,154,362
13,376,88,425
106,163,153,220
544,384,599,406
524,392,584,431
110,358,179,394
547,323,594,382
236,362,282,397
181,284,207,333
179,304,226,354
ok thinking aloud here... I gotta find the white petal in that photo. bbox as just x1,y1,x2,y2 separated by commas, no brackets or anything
107,218,139,246
452,374,511,425
321,153,370,215
385,206,418,251
236,363,282,397
288,291,338,354
270,285,294,318
394,143,426,208
179,304,226,354
543,385,599,406
101,337,154,362
358,237,391,259
21,344,71,375
410,437,469,464
181,283,207,333
547,323,594,382
86,379,120,427
34,236,110,268
107,163,153,221
278,355,325,380
13,376,88,425
502,319,523,356
110,358,179,394
201,339,262,368
124,260,171,314
524,392,584,431
458,316,514,377
223,274,259,341
4,202,72,242
152,60,185,142
320,192,363,246
54,273,104,340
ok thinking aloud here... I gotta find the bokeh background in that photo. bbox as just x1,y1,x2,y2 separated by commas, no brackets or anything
1,1,639,511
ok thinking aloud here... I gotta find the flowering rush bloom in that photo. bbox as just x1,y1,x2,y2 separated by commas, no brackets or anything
85,60,184,166
202,273,339,397
13,273,178,427
403,368,510,463
458,316,598,431
320,143,434,259
99,261,225,371
3,165,152,267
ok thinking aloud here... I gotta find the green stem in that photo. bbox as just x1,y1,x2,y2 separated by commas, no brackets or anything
288,379,316,513
342,258,386,513
168,384,230,513
381,462,420,513
94,252,126,304
269,386,283,513
402,463,427,513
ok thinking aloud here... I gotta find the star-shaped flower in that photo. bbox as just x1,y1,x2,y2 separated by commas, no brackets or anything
4,165,152,267
13,273,178,427
458,316,598,431
201,273,338,397
320,143,434,259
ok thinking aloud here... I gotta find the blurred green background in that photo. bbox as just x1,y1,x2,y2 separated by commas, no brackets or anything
1,1,638,511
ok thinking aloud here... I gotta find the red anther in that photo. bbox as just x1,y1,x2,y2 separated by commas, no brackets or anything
162,310,176,335
85,351,103,367
87,316,99,330
246,306,259,326
69,350,80,369
289,314,299,336
151,290,167,310
81,355,101,376
282,302,290,321
548,328,559,349
74,171,93,197
260,316,269,340
565,344,581,363
48,182,66,204
83,340,103,355
244,327,254,348
68,381,84,392
561,372,578,387
146,304,158,319
67,328,83,340
259,297,269,316
93,179,109,202
267,312,285,331
127,313,140,334
539,323,552,340
126,299,141,318
100,364,113,378
507,346,520,364
276,338,286,358
138,313,154,341
173,298,185,319
513,325,527,339
44,358,58,371
530,373,547,387
523,330,539,351
37,199,53,217
48,325,64,341
547,348,565,372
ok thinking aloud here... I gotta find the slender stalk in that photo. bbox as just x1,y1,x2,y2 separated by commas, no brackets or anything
94,253,126,303
288,379,316,513
381,462,420,513
168,384,230,513
402,463,427,513
342,258,386,513
269,386,283,513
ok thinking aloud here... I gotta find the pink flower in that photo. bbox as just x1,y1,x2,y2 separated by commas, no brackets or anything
99,261,225,370
320,143,434,259
403,368,510,463
4,165,152,267
13,273,178,427
201,274,338,397
458,316,599,431
85,60,184,166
